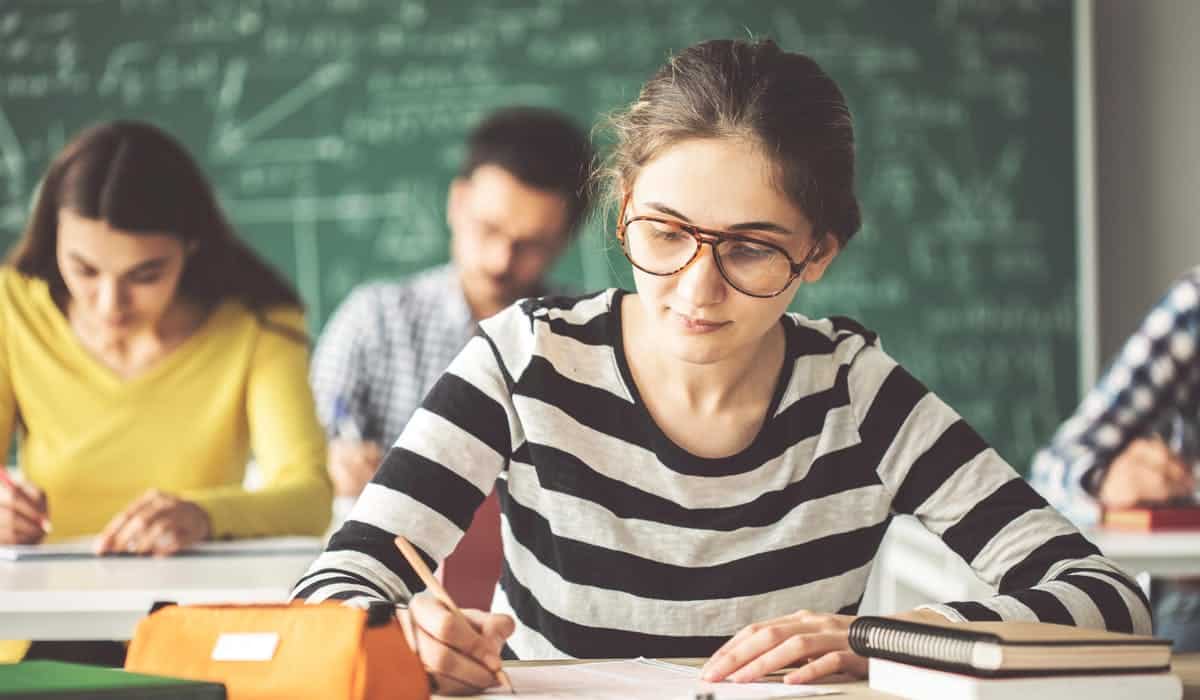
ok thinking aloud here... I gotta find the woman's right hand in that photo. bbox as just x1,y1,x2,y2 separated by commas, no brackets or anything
1099,436,1196,509
396,592,515,695
0,475,49,545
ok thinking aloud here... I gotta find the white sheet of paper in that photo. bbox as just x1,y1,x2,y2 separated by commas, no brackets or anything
0,536,323,560
484,658,841,699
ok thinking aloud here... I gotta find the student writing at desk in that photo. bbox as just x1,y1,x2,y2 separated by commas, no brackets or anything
0,121,331,661
311,107,592,510
295,39,1151,695
1033,269,1200,650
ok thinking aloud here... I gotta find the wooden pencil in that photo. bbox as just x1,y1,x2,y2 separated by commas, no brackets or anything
394,535,514,694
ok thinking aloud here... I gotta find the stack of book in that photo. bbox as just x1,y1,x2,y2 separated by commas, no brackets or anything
1103,504,1200,531
847,616,1181,700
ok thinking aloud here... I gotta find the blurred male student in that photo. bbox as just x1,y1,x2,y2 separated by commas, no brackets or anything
311,106,593,503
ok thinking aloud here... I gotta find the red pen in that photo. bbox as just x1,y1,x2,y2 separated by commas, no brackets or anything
0,468,52,533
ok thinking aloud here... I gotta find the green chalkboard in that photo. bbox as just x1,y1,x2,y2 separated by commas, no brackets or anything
0,0,1079,470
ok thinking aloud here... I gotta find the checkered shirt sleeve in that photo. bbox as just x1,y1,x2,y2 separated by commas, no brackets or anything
1031,268,1200,524
310,266,479,447
310,284,383,440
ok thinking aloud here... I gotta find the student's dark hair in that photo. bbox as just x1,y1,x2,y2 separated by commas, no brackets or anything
7,120,305,321
459,106,595,236
603,38,862,247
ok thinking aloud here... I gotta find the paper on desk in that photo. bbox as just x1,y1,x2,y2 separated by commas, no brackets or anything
0,536,323,560
484,658,841,698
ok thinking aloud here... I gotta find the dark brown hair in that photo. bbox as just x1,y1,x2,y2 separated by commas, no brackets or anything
460,106,595,237
603,38,861,247
7,120,304,317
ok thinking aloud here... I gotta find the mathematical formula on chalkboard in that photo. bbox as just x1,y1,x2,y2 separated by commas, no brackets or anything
0,0,1079,468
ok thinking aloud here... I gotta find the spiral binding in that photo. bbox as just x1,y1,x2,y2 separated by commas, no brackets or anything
848,618,976,667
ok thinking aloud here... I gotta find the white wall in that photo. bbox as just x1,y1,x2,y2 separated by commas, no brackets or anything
1094,0,1200,364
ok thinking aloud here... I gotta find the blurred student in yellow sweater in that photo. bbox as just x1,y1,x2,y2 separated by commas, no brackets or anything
0,121,332,662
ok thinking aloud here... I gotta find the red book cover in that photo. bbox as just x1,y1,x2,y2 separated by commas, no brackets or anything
1103,505,1200,531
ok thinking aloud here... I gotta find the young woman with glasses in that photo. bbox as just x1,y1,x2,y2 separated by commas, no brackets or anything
296,39,1151,694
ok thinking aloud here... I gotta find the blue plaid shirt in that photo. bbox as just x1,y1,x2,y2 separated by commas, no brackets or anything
1031,268,1200,524
311,263,565,448
311,264,476,447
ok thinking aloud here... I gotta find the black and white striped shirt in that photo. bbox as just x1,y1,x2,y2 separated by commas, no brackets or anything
294,290,1152,658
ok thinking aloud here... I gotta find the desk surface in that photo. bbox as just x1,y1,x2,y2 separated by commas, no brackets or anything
0,552,318,640
1086,528,1200,577
1086,529,1200,551
439,655,1200,699
880,515,1200,588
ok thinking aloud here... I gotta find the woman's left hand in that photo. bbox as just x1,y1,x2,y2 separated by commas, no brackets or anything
701,611,864,684
94,489,212,556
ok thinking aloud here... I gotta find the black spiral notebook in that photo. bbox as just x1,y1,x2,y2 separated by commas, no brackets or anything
847,616,1172,678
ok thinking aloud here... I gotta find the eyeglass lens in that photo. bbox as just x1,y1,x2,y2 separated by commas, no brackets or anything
622,219,796,296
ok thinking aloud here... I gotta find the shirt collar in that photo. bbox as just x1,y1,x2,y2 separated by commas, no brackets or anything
440,262,560,329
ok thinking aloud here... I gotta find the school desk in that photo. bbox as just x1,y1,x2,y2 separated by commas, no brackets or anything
438,655,1200,699
0,550,318,640
1086,528,1200,579
862,515,1200,615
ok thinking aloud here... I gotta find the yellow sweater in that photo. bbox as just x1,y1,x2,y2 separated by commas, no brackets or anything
0,267,332,539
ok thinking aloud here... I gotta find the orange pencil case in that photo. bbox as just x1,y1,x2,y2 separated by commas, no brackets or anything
125,601,429,700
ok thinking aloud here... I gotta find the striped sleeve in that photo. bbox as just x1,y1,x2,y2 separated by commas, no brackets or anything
292,305,527,607
848,342,1153,634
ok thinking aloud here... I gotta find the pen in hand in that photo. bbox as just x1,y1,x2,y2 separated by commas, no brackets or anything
329,396,383,508
0,467,52,534
394,535,515,694
332,396,363,442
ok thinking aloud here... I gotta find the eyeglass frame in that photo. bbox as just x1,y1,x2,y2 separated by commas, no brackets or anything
615,193,823,298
